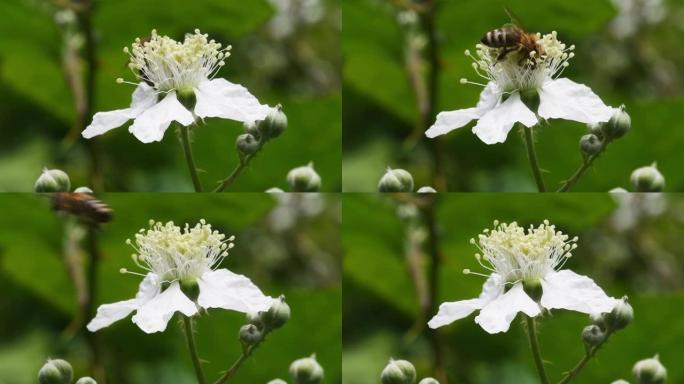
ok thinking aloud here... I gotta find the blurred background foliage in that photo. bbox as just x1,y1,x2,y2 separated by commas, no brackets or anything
0,0,341,192
0,193,341,383
343,0,684,192
343,193,684,383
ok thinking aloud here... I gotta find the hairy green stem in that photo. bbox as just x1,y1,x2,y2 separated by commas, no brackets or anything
558,331,612,384
179,125,203,192
214,157,249,192
214,337,266,384
183,316,207,384
526,316,550,384
523,126,546,192
557,141,610,192
214,141,265,192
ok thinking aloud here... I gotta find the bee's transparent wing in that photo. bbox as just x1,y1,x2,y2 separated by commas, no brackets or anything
504,7,526,30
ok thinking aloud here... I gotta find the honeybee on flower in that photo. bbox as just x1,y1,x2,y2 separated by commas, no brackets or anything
426,16,615,144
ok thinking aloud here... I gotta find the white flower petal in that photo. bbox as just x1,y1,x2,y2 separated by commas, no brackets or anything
428,274,502,329
82,83,157,138
472,92,537,145
475,283,541,334
132,281,197,334
134,273,162,301
538,78,614,124
86,273,160,332
426,83,501,138
194,78,271,123
87,298,139,332
541,270,618,315
428,299,483,329
128,91,194,143
197,269,274,313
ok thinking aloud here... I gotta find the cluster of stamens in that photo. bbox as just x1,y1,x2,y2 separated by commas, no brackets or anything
464,220,578,285
121,219,235,283
118,29,231,94
461,31,575,93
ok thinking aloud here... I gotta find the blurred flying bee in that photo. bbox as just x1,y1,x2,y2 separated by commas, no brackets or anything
481,8,542,63
51,193,113,224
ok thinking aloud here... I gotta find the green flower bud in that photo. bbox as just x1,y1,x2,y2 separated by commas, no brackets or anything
416,186,437,193
602,105,631,140
35,168,71,193
289,354,324,384
581,324,606,348
38,359,73,384
239,324,263,346
244,121,261,139
266,187,285,193
38,363,63,384
633,355,667,384
75,377,98,384
381,359,416,384
603,296,634,331
631,163,665,192
236,133,260,156
259,105,287,140
73,186,93,193
378,168,414,193
246,311,264,329
590,312,607,332
287,163,321,192
611,380,631,384
418,378,440,384
267,379,288,384
579,134,603,156
261,295,291,331
587,122,604,138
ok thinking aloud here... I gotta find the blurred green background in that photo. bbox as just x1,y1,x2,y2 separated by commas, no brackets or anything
0,0,341,192
343,193,684,383
343,0,684,192
0,193,341,383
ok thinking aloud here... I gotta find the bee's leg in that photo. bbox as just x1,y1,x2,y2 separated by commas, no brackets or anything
497,47,513,61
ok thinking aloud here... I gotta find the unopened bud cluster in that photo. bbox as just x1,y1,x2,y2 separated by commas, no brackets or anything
35,168,71,193
38,359,97,384
287,163,321,192
34,168,93,194
579,106,631,158
584,296,633,349
243,295,290,348
381,359,416,384
289,354,324,384
235,105,287,158
633,355,667,384
631,163,665,192
380,359,440,384
378,168,414,193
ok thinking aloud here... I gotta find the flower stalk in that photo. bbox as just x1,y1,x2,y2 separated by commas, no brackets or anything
214,332,266,384
182,316,207,384
522,125,546,192
525,316,550,384
557,141,609,192
559,329,614,384
214,141,265,192
179,124,204,192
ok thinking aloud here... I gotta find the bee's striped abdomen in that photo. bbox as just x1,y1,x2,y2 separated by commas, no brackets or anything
481,27,521,48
